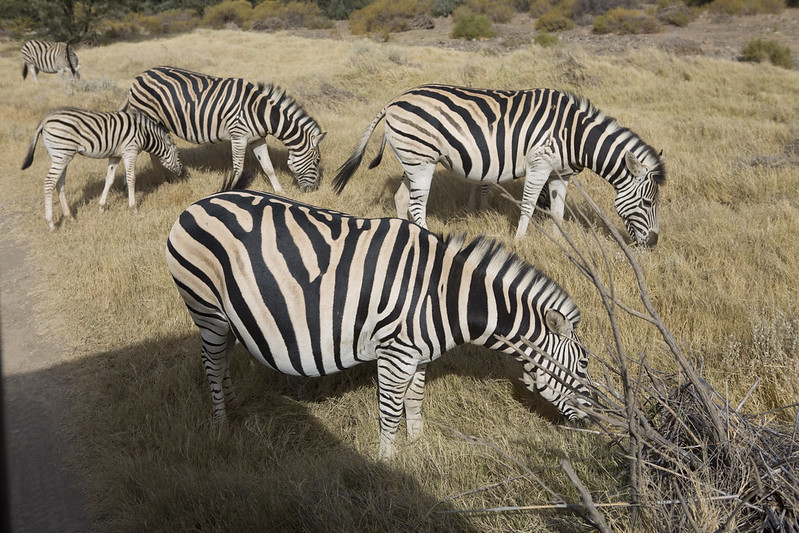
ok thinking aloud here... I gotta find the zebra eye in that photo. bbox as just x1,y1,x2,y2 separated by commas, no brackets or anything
641,199,652,209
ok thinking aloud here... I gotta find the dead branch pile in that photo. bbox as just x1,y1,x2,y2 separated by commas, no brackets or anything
522,180,799,531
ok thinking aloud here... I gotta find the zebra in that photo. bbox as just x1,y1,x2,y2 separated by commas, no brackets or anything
120,66,326,193
21,40,80,81
22,107,184,231
166,190,594,459
333,84,665,246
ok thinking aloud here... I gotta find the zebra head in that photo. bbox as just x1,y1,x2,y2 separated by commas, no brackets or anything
518,309,594,423
614,149,665,247
154,127,184,177
287,130,325,192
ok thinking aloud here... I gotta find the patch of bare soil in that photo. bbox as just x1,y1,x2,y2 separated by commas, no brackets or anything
1,212,91,533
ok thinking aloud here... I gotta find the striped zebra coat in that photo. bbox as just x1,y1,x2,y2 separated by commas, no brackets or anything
22,107,183,231
166,190,594,459
21,40,80,81
333,84,665,246
121,66,326,193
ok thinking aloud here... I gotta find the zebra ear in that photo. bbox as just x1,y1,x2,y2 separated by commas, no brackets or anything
312,131,326,148
624,150,646,179
545,309,573,336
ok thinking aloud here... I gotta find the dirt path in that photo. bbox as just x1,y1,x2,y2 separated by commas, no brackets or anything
1,214,91,532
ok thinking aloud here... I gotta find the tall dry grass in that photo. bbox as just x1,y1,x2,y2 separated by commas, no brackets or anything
0,26,797,531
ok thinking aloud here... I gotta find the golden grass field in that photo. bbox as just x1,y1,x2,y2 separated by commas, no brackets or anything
0,22,798,531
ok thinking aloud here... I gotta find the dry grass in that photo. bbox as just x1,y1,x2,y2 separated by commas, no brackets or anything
1,27,798,531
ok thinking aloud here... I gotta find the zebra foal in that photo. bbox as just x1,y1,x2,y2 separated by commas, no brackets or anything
121,66,326,193
21,40,80,82
166,190,594,459
22,107,183,231
333,84,665,246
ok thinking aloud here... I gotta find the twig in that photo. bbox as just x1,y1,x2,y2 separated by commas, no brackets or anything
561,460,613,533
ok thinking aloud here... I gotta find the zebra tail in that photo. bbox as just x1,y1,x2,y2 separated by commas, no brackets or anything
21,123,43,170
22,63,28,80
331,107,387,194
66,43,79,78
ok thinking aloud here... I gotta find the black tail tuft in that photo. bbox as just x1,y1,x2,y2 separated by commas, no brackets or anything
22,63,28,80
331,151,364,194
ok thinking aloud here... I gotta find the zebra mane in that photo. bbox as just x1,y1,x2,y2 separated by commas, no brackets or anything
257,82,322,136
565,92,666,186
446,234,581,326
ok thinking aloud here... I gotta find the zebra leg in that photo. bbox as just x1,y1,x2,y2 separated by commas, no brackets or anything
56,168,74,223
516,145,560,239
250,139,284,194
98,156,121,213
226,137,249,191
547,176,570,238
404,362,428,443
376,353,418,460
404,163,436,230
200,320,236,423
394,175,410,219
221,330,238,409
468,184,490,211
121,153,139,213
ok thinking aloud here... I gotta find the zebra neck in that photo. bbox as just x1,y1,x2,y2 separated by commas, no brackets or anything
255,91,318,149
575,110,641,190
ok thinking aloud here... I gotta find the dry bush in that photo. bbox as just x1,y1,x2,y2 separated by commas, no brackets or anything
461,0,518,22
249,1,332,31
535,9,575,31
451,12,497,39
201,0,253,29
742,38,794,69
593,7,661,34
348,0,433,36
708,0,785,14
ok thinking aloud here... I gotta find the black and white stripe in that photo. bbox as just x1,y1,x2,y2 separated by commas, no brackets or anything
21,40,80,81
22,107,183,231
333,84,665,246
166,190,594,459
122,66,326,193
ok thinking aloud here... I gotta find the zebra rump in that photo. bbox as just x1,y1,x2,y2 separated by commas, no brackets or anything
166,190,594,458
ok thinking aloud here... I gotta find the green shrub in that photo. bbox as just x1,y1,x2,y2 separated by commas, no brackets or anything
451,13,496,39
573,0,637,15
708,0,784,14
742,38,794,68
656,3,696,26
535,8,574,31
250,1,332,30
431,0,464,17
320,0,373,20
201,0,252,29
348,0,432,35
593,7,660,34
534,31,560,46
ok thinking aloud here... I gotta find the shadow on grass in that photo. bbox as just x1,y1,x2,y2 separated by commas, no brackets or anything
3,329,576,531
3,334,486,532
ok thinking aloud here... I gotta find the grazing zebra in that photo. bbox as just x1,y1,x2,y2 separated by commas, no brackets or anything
333,84,665,246
166,190,594,459
22,107,183,231
120,66,326,193
21,40,80,81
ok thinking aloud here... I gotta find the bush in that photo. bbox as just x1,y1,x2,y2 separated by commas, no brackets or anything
572,0,637,15
250,1,332,30
528,0,554,16
462,0,517,22
742,38,794,68
534,31,560,46
451,12,496,39
593,7,660,34
348,0,432,35
431,0,464,17
535,8,574,31
319,0,373,20
201,0,252,29
655,2,697,26
708,0,785,14
139,9,201,35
